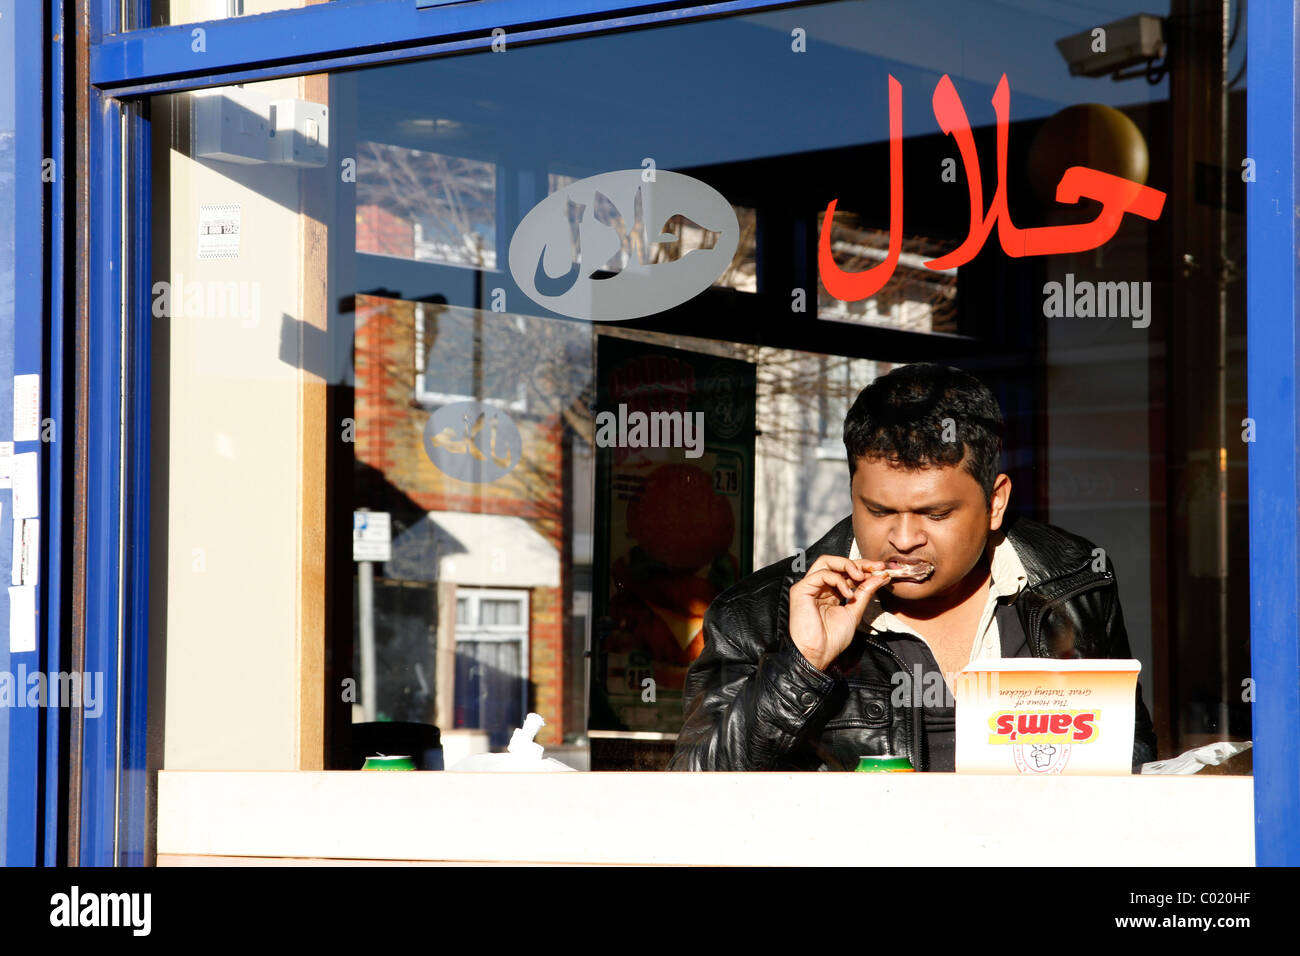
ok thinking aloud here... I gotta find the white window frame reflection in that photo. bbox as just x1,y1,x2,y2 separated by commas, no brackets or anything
454,587,531,732
413,302,528,412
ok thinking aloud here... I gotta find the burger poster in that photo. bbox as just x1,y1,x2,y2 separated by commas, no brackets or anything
590,337,755,735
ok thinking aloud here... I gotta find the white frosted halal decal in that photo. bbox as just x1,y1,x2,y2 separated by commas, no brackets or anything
508,170,739,322
423,400,523,484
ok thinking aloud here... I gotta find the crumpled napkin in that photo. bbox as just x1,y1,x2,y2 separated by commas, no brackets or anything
447,713,577,772
1139,740,1252,774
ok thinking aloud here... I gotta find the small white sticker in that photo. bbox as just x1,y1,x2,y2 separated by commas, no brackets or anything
0,441,12,489
12,517,37,587
198,202,241,260
22,518,38,587
8,584,36,653
13,374,39,442
11,452,38,519
10,512,20,585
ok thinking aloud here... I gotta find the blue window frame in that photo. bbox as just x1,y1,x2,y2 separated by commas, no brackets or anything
1244,0,1300,867
0,0,42,867
30,0,1295,865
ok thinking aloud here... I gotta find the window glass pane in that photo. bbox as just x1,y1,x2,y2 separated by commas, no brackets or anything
358,143,496,269
351,579,438,724
480,599,522,628
148,0,1251,777
413,305,527,407
454,640,524,750
816,211,958,332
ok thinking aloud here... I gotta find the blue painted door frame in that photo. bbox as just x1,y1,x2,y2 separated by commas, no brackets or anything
2,0,50,867
32,0,1297,865
1244,0,1300,866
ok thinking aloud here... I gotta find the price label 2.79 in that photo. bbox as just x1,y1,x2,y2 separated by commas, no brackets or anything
713,465,739,496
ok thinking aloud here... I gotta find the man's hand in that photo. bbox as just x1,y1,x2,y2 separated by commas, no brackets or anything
788,556,889,671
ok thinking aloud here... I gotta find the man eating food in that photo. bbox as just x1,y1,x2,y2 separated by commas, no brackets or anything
668,363,1157,772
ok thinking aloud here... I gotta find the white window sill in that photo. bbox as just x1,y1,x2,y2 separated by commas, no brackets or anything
156,770,1253,866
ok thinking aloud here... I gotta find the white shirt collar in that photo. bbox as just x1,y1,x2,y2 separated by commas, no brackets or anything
849,529,1028,637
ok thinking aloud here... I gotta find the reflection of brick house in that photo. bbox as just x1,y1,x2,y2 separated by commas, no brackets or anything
353,202,570,748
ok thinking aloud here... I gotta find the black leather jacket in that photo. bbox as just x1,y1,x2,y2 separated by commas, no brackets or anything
668,513,1158,772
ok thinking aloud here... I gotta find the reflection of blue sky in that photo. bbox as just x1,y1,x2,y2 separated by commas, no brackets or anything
357,0,1241,175
0,0,12,856
752,0,1180,112
1,0,14,332
0,0,12,130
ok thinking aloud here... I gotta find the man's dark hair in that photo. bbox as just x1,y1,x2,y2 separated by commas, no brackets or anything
842,364,1005,505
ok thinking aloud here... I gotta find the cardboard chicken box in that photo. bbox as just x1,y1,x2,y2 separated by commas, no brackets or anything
953,659,1141,775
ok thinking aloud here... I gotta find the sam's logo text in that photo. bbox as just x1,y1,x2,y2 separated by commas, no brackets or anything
988,709,1099,745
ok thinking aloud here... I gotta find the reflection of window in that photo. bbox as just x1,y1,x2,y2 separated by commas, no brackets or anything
817,357,887,459
454,588,530,750
457,589,528,640
815,210,957,333
356,142,496,268
480,599,522,627
655,207,758,293
353,578,438,725
414,303,527,411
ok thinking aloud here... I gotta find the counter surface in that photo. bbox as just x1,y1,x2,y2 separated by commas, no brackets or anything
156,770,1254,865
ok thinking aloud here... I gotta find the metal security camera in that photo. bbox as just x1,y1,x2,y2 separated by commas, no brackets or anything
1056,14,1166,78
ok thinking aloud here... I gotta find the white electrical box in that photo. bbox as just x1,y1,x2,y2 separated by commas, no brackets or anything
270,99,329,168
192,89,328,168
192,88,273,165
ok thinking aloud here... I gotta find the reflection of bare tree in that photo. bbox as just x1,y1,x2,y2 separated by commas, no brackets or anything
358,141,496,268
356,295,594,528
361,294,891,516
355,143,911,476
817,214,958,333
649,209,758,293
590,327,886,466
751,348,886,463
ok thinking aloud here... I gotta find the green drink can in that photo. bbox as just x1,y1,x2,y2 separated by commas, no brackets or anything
362,754,416,771
854,755,914,772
